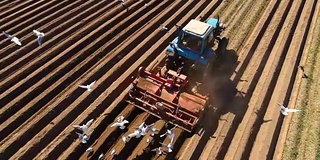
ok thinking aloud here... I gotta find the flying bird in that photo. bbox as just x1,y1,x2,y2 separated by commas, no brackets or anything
122,136,127,144
98,153,104,160
111,149,116,156
128,129,142,138
277,102,301,116
160,24,168,31
150,127,159,136
79,80,96,92
72,119,94,132
141,123,153,135
111,118,129,129
85,147,93,153
3,31,21,46
33,29,45,45
76,131,92,144
160,125,177,139
117,116,125,122
151,147,162,155
160,139,174,153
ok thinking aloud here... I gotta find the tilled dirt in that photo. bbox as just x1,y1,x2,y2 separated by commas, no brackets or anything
0,1,319,160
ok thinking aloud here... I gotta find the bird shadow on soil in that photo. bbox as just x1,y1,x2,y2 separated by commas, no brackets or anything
185,38,242,160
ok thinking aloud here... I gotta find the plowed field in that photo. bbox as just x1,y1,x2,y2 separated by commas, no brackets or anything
0,0,319,160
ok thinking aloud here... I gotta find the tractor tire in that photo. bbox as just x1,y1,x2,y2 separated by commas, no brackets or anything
216,37,228,59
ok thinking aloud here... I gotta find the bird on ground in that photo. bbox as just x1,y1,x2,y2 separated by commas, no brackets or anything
160,24,168,32
72,119,94,132
122,136,127,144
98,153,104,160
160,125,177,139
277,102,301,116
79,80,96,92
160,139,174,153
151,147,162,155
111,118,129,129
128,129,142,138
76,131,93,144
111,149,116,156
3,31,21,46
33,29,45,45
298,66,309,78
85,147,93,153
150,127,159,136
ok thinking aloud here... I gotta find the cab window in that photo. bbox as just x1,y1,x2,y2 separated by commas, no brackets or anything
180,33,202,53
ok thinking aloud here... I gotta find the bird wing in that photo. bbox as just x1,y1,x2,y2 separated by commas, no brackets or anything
38,36,43,46
76,132,83,138
111,122,120,127
98,153,104,160
286,108,301,113
33,29,41,35
86,119,94,127
3,31,12,38
88,80,96,87
12,38,21,46
72,125,81,129
79,85,88,89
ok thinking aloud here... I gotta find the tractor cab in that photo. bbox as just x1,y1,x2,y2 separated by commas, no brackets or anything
165,18,224,68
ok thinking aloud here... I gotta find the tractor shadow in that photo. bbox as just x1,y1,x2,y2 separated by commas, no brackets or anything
186,38,243,160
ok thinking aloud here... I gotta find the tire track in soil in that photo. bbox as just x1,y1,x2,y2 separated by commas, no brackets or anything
0,0,122,138
8,0,189,159
0,0,116,77
221,0,293,159
274,1,320,159
45,1,207,159
0,0,45,24
0,0,78,52
0,0,121,118
249,0,316,159
178,0,272,158
0,0,144,159
55,0,212,159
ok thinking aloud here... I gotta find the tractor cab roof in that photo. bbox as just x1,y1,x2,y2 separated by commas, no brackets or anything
182,19,212,38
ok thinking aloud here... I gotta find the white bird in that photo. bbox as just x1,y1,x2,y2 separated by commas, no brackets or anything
146,137,150,143
3,31,21,46
122,136,127,144
33,29,45,46
160,24,168,31
79,80,96,92
141,123,153,135
160,125,177,139
111,119,129,129
150,127,159,136
277,102,301,116
151,147,162,155
98,153,104,160
117,116,125,122
160,138,174,153
76,132,92,144
72,119,94,132
85,147,93,153
111,149,116,156
128,129,142,138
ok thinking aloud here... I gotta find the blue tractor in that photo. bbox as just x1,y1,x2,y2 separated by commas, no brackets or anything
163,18,225,79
